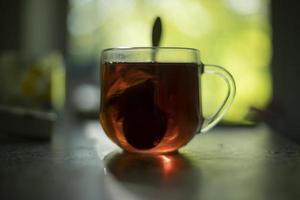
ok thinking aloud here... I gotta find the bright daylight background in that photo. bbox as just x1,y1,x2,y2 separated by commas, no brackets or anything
67,0,272,124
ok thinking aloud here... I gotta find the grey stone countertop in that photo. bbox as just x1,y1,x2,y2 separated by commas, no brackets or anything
1,119,300,200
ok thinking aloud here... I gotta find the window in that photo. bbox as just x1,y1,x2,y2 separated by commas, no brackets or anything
68,0,271,124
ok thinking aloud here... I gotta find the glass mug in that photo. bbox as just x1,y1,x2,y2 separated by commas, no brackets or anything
99,47,235,154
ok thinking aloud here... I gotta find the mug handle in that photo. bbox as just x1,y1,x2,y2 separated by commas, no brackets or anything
199,63,236,133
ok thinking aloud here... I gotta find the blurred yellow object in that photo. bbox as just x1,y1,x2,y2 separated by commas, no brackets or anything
0,52,65,111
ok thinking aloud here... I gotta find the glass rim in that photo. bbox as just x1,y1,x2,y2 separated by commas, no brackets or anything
102,46,199,53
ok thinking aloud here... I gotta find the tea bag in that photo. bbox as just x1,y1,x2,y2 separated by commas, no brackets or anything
107,72,167,150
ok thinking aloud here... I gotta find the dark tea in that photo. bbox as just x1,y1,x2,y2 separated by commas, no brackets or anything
100,62,203,153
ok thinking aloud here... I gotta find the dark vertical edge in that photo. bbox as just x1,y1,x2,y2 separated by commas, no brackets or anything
269,0,300,141
0,0,22,52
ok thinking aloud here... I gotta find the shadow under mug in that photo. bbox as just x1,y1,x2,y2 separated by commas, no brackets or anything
103,151,201,200
99,47,235,154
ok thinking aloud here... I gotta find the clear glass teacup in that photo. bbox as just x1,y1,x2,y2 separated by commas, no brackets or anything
99,47,235,154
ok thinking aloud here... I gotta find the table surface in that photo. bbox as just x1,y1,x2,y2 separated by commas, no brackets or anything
1,118,300,200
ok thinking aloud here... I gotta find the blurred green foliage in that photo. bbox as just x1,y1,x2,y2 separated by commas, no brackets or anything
68,0,271,124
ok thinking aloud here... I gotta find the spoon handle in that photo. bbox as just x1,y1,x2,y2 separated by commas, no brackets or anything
152,17,162,47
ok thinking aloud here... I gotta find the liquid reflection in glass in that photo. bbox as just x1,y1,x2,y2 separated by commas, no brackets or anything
103,151,201,200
